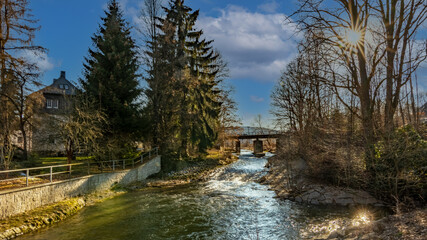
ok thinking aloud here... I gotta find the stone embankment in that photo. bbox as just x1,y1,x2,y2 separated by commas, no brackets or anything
260,155,382,207
0,156,161,220
0,189,126,240
0,198,85,240
0,156,161,240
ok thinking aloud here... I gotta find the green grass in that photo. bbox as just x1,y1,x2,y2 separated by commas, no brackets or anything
34,156,92,166
12,156,94,169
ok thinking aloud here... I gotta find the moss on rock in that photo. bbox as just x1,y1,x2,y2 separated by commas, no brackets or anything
0,198,85,240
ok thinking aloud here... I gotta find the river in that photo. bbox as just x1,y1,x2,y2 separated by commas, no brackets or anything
18,150,368,240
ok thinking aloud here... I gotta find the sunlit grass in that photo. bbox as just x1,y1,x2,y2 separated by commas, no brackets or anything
36,156,92,166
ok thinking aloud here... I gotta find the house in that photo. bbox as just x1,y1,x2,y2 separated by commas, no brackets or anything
13,71,78,154
39,71,77,114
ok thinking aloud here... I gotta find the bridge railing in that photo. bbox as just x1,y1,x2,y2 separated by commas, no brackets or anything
0,147,159,191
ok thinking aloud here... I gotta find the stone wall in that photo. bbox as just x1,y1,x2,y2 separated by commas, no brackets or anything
0,156,161,220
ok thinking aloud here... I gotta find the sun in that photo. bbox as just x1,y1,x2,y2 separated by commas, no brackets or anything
340,25,365,57
346,29,362,46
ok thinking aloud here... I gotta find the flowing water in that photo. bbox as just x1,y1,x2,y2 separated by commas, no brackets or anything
18,150,374,240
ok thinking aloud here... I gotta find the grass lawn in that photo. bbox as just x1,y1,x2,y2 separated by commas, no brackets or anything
33,156,92,167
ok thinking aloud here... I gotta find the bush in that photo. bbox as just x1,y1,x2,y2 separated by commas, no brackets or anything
373,125,427,208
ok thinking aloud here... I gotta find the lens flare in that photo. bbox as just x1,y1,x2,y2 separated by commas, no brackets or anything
352,210,373,227
346,29,362,46
340,22,366,59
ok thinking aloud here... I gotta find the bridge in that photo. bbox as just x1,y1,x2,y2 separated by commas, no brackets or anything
226,127,285,155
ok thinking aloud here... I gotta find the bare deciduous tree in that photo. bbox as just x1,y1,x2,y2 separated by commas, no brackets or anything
57,96,107,164
0,0,44,169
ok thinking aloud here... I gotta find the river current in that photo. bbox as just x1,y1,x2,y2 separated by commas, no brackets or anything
18,150,360,240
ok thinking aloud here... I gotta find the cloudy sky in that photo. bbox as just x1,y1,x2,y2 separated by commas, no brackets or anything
29,0,426,127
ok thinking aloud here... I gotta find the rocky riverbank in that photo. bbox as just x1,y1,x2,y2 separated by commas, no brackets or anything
323,208,427,240
260,155,382,207
262,154,427,239
126,151,238,189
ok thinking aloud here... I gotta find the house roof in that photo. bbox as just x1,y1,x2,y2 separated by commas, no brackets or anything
39,71,77,95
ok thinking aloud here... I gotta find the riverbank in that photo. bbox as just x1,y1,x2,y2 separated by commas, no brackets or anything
323,208,427,240
262,154,427,239
0,151,236,240
126,150,239,189
260,155,382,206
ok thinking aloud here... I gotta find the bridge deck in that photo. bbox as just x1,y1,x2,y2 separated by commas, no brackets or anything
228,134,282,140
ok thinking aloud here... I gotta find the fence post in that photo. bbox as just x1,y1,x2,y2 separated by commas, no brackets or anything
26,169,29,186
87,162,90,175
123,160,125,170
113,160,115,172
50,167,53,183
69,165,72,178
132,159,135,168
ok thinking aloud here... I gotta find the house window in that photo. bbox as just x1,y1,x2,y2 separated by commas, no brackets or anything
53,99,59,109
59,84,63,89
64,85,69,90
46,99,52,108
46,99,59,109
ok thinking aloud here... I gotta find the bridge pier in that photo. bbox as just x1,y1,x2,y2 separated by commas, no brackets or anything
253,139,263,155
235,140,240,153
275,137,282,153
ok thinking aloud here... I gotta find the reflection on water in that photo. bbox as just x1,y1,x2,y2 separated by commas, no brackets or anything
18,150,362,240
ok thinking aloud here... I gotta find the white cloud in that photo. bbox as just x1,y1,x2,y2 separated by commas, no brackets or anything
258,0,280,13
197,6,300,82
117,2,300,82
250,95,265,102
21,50,55,72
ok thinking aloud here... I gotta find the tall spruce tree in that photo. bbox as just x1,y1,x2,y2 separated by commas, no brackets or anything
146,0,222,156
140,0,164,147
81,0,141,145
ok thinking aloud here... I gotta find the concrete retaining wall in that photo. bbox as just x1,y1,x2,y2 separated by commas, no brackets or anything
0,156,161,220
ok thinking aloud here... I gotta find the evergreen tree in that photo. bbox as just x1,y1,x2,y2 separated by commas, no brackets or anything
140,0,164,147
81,0,141,145
146,0,222,156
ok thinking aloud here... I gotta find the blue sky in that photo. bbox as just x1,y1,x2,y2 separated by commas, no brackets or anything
28,0,301,127
28,0,426,127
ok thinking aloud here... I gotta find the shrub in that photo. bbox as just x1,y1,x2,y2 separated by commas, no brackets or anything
373,125,427,208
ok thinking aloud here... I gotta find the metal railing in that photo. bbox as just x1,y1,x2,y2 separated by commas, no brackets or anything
0,147,159,190
0,163,84,187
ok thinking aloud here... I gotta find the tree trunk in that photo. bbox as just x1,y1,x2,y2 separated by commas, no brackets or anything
357,49,376,171
22,127,28,161
384,39,396,134
66,139,73,165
